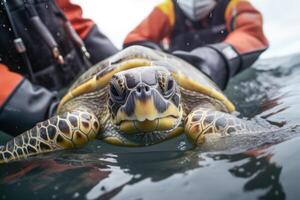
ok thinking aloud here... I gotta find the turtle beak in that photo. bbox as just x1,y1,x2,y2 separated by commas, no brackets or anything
131,83,163,121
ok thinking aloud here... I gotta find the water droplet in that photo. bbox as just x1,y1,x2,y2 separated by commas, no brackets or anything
8,28,11,31
133,174,141,179
45,4,49,9
214,156,220,160
2,24,6,28
72,192,80,199
237,167,245,173
177,141,187,151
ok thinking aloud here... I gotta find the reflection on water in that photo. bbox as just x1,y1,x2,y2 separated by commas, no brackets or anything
212,150,285,200
1,54,300,200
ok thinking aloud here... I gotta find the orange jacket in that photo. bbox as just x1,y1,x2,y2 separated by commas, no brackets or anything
0,0,94,107
124,0,268,54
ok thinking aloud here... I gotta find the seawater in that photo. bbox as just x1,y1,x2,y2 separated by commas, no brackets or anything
1,54,300,200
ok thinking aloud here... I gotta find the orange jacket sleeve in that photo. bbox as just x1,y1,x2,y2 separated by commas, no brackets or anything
224,0,269,54
55,0,94,39
0,64,23,107
124,0,175,45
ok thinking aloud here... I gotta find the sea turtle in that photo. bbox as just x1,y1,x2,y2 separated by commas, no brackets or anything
0,46,266,163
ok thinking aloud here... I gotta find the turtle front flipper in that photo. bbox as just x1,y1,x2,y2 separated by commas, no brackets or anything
0,110,100,164
184,107,266,145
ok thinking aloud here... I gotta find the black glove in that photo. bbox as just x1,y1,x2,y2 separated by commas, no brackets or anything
0,79,59,136
173,43,241,89
123,40,162,51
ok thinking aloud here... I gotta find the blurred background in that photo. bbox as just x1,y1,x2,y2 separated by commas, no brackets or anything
74,0,300,59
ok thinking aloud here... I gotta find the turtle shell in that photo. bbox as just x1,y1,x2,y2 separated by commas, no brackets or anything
58,46,235,112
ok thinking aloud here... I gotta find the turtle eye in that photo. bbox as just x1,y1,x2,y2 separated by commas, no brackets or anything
164,78,175,96
109,79,126,102
158,75,175,98
167,78,174,91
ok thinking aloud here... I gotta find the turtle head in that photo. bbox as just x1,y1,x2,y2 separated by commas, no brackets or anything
107,66,183,146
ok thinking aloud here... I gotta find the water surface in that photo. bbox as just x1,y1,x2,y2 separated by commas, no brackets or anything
1,54,300,200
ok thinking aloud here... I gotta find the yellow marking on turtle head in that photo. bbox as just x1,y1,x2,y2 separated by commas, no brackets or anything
119,121,137,134
157,117,180,131
134,97,158,121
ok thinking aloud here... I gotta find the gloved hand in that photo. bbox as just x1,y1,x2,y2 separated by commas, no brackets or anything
173,43,241,89
123,40,162,51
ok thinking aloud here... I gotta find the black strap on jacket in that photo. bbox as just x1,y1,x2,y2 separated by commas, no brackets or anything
0,0,91,90
3,0,36,83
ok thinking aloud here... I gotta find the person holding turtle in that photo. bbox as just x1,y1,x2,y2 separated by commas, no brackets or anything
0,0,271,164
0,0,118,135
123,0,269,89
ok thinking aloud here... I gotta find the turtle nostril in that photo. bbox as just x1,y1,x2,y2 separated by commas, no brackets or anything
136,84,151,95
144,85,150,92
